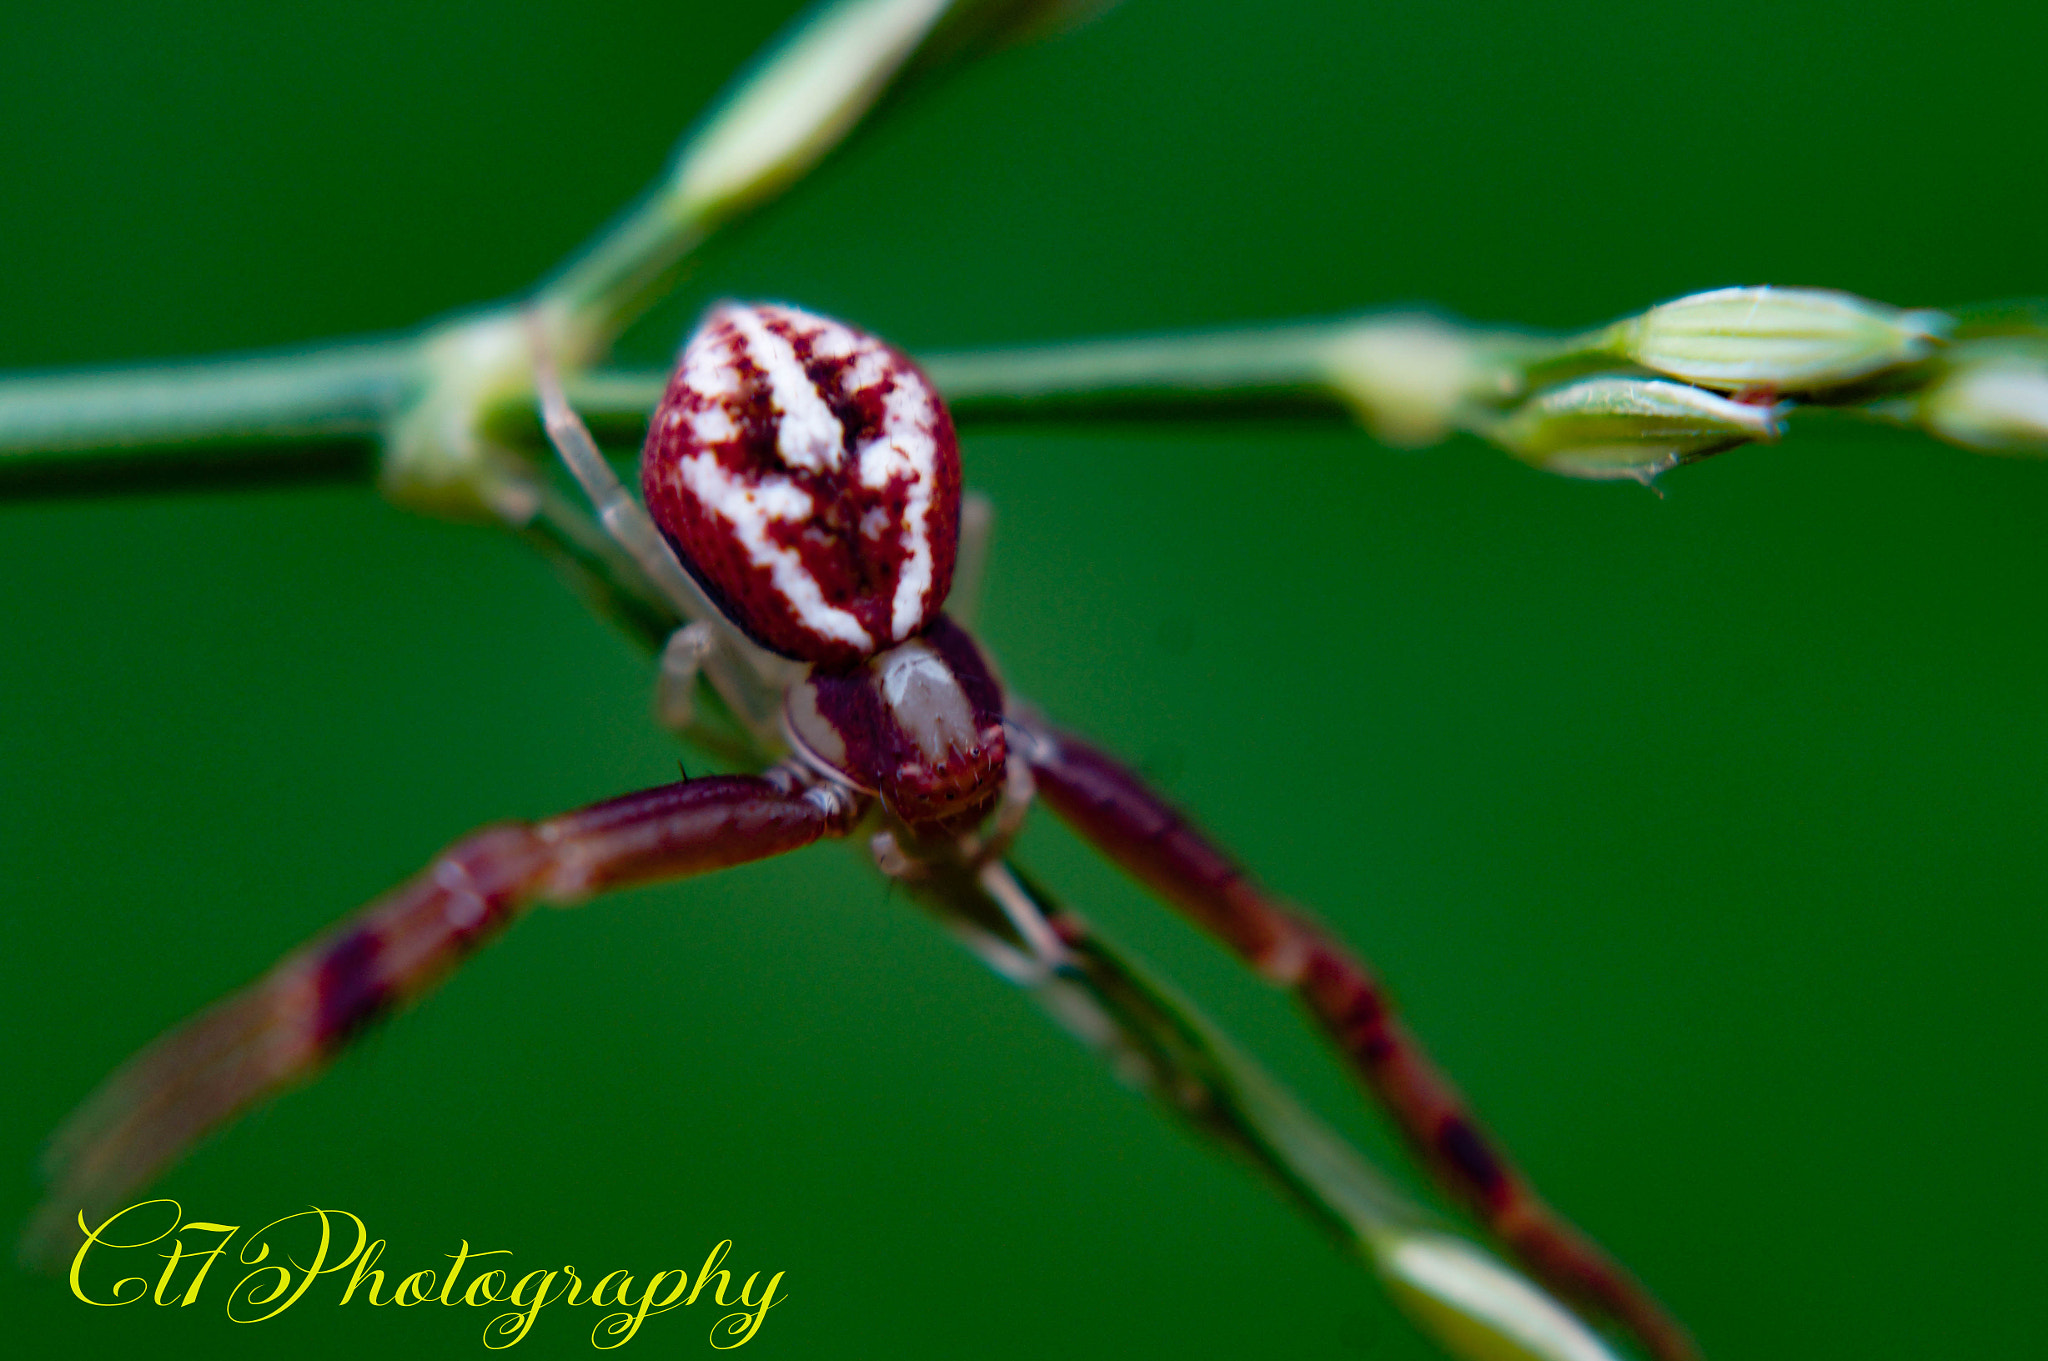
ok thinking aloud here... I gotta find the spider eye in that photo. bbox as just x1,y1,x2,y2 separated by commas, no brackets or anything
641,302,962,667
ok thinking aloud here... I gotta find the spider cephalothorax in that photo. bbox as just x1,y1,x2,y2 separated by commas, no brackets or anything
641,302,962,668
785,616,1008,832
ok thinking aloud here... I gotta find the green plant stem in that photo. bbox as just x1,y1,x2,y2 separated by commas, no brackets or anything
901,860,1425,1250
534,327,1491,443
550,320,1535,434
902,862,1619,1361
924,322,1361,414
0,322,1380,495
8,297,2043,499
0,337,419,490
531,0,983,355
1005,877,1433,1241
1949,297,2048,338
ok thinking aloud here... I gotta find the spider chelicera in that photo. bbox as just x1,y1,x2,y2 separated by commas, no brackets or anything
27,302,1696,1361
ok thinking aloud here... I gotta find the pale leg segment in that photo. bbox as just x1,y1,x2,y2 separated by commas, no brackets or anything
525,313,792,739
655,620,718,736
948,489,995,630
977,858,1071,969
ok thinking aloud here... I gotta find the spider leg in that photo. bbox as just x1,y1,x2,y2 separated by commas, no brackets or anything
655,619,718,735
21,772,864,1270
1013,716,1698,1361
947,489,995,630
525,313,796,738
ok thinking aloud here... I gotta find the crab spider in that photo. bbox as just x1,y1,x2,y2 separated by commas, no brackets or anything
27,303,1695,1361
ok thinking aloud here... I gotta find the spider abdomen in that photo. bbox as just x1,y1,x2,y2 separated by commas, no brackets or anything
641,302,962,667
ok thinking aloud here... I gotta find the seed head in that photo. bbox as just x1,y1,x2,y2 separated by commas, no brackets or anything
1489,376,1784,484
1608,286,1950,392
1371,1230,1623,1361
1913,343,2048,454
674,0,957,222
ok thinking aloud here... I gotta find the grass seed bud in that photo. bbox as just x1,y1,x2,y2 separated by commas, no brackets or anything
1609,286,1950,392
1914,343,2048,454
1490,376,1783,483
1372,1230,1623,1361
675,0,954,222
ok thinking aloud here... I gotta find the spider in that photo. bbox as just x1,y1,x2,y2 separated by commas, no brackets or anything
22,301,1697,1360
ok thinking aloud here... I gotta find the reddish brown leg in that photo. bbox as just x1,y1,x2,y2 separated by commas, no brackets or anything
23,775,860,1268
1018,718,1697,1361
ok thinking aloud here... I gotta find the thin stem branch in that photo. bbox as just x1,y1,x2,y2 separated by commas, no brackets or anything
902,860,1622,1361
0,336,419,491
8,296,2043,501
543,320,1571,432
531,0,961,356
924,321,1364,415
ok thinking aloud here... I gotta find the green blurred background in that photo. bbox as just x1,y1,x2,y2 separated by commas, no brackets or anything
4,1,2045,1356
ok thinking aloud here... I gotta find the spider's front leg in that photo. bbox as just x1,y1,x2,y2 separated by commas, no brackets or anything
21,770,864,1269
1013,716,1697,1361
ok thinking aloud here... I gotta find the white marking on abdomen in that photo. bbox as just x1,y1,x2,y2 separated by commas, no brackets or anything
862,378,940,638
677,453,873,651
727,307,846,474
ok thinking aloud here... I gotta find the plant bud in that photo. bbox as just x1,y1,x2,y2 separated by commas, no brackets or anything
1324,316,1522,446
1913,343,2048,454
1607,286,1950,392
674,0,955,223
1489,376,1783,483
674,0,1118,224
1371,1230,1622,1361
